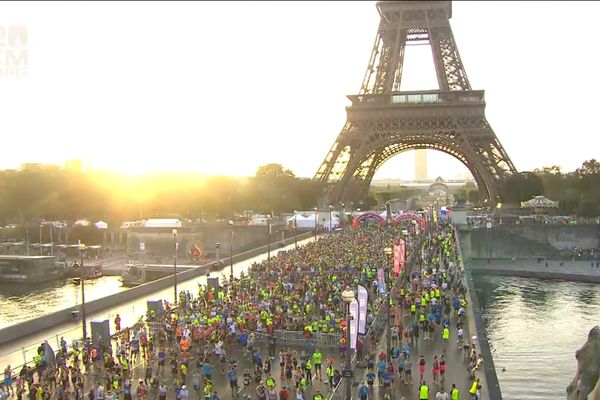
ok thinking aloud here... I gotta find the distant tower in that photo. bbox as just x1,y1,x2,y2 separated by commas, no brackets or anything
314,0,518,207
414,150,427,181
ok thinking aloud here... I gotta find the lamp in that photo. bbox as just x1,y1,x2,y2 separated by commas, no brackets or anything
78,240,87,342
293,210,298,249
341,287,355,400
267,215,272,260
228,220,234,278
172,229,178,305
313,207,318,242
329,205,333,233
383,247,393,357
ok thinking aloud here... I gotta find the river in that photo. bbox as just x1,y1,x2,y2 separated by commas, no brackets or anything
473,274,600,400
0,276,127,327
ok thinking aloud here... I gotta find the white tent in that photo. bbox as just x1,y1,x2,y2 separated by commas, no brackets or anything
95,221,108,229
521,195,558,209
287,213,317,229
144,218,182,228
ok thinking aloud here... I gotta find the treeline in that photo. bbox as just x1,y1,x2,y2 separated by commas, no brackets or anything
2,159,600,227
503,160,600,216
453,159,600,216
0,163,322,226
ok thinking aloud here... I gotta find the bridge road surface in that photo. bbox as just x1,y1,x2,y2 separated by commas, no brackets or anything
114,241,480,400
72,283,479,400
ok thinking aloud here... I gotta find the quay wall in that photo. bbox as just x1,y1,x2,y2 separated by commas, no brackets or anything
457,230,503,400
0,232,313,347
469,264,600,284
462,224,600,260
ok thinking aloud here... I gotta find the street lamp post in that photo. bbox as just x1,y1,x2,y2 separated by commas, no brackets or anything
267,216,272,260
25,231,29,256
172,229,178,305
229,220,234,278
293,210,298,249
342,288,356,400
384,247,393,357
78,240,87,342
49,224,54,256
39,224,43,255
329,205,333,233
313,207,318,242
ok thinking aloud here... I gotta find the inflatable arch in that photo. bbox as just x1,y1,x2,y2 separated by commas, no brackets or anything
352,212,385,231
392,212,426,230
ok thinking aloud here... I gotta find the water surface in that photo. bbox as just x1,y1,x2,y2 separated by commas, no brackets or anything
473,274,600,400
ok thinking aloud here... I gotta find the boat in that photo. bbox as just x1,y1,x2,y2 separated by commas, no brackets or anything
0,255,67,284
84,269,103,280
120,264,145,287
71,269,102,285
210,260,225,271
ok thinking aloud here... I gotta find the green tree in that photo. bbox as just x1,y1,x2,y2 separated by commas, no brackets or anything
255,163,295,178
501,172,544,204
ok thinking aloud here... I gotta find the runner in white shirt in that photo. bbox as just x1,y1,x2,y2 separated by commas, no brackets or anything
435,388,449,400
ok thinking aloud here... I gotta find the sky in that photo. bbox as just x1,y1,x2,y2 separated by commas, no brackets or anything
1,1,599,180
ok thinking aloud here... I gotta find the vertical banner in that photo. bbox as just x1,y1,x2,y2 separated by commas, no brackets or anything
377,267,386,295
349,298,359,349
393,244,401,274
357,285,368,335
399,238,406,272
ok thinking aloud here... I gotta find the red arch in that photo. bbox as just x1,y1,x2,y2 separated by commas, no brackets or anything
393,212,426,230
352,212,385,230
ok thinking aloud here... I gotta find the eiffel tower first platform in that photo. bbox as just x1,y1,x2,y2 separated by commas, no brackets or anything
314,0,517,208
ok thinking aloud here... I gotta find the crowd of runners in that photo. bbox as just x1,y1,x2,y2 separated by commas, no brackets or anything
1,219,486,400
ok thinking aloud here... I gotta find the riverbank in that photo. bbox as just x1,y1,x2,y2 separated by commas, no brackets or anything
0,231,313,348
469,259,600,284
457,230,503,400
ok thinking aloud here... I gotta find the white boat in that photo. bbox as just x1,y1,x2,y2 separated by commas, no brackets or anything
0,255,66,283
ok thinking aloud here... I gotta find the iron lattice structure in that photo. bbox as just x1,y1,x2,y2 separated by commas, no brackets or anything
314,0,517,207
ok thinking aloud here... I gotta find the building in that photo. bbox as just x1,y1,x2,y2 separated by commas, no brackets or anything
414,149,428,181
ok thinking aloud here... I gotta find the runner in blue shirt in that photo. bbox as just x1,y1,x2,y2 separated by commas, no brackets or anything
376,360,386,385
202,362,213,380
382,370,392,399
358,382,369,400
366,371,375,387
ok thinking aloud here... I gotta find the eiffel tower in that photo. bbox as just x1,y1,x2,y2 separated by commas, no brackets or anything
314,0,517,208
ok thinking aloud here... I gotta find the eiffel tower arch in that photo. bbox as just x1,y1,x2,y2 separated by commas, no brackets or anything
314,0,517,208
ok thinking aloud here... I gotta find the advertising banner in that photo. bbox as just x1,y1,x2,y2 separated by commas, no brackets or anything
357,285,368,335
349,298,359,349
393,244,401,274
377,267,386,295
399,238,406,272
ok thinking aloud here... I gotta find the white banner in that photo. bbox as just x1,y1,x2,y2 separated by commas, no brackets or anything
350,299,359,350
357,285,368,335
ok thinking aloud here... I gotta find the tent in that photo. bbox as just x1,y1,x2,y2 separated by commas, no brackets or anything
95,221,108,229
521,195,558,213
144,219,182,228
287,213,316,229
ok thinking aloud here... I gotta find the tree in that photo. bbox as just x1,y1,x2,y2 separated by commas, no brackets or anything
255,163,295,178
501,172,544,204
575,159,600,177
